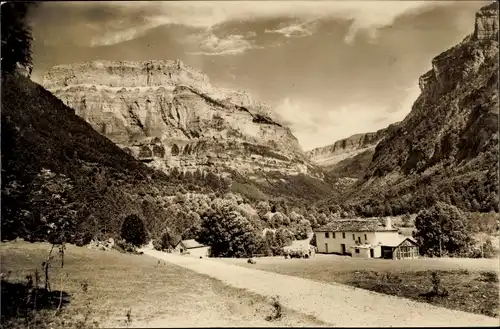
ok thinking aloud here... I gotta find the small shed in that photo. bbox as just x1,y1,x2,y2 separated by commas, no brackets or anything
381,237,419,260
177,239,211,257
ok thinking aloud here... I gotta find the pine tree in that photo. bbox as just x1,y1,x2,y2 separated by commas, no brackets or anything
120,214,148,246
1,2,37,76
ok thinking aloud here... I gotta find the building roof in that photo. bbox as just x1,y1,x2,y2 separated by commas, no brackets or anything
382,236,418,247
180,239,207,249
315,219,398,233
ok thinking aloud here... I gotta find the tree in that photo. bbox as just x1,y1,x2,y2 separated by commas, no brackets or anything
294,219,311,240
1,2,36,76
120,214,148,246
275,228,293,247
256,201,271,218
2,169,77,243
269,212,284,228
197,204,260,258
309,233,317,247
157,229,178,251
414,202,471,257
401,213,412,227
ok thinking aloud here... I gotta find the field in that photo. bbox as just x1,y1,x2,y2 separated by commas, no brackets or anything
217,254,500,318
0,241,327,328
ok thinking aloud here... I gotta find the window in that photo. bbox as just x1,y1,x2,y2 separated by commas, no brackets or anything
342,232,346,239
355,248,360,254
364,234,367,240
358,237,361,243
325,232,329,238
332,232,336,239
352,234,355,241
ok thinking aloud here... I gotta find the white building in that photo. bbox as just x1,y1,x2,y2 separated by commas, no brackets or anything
177,239,211,257
314,217,403,258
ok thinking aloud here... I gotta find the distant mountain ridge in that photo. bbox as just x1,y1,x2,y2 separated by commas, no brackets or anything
306,123,399,169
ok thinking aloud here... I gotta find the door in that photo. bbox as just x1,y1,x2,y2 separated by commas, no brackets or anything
370,248,374,258
340,244,346,254
325,243,329,253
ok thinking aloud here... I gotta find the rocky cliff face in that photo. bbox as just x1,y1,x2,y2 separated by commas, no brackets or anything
366,2,498,179
474,1,499,41
43,60,317,178
306,124,398,167
316,2,499,216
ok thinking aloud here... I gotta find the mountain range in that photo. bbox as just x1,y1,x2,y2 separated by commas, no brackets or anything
42,59,319,178
1,2,498,244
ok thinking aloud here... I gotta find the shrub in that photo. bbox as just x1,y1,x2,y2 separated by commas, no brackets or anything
120,214,147,247
152,239,163,251
480,271,499,283
114,239,137,253
422,271,449,298
265,296,282,321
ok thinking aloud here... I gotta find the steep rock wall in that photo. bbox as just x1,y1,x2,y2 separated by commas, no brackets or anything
43,60,317,177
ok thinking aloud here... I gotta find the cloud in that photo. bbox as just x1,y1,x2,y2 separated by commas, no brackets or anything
265,20,317,38
185,31,262,56
90,22,161,47
274,84,421,150
78,1,456,46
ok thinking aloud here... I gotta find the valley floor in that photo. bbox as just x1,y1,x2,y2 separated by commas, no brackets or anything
142,249,499,327
0,241,325,328
216,254,500,318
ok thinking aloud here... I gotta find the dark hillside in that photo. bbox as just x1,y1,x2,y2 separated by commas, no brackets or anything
1,74,230,241
1,74,159,182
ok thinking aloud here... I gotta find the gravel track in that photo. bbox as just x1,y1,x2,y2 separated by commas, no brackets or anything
141,249,499,327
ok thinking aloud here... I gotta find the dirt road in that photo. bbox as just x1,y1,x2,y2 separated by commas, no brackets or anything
141,250,498,327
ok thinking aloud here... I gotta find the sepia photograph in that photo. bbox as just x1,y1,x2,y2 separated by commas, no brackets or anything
1,0,499,327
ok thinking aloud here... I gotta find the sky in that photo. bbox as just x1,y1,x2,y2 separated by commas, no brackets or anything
28,1,490,151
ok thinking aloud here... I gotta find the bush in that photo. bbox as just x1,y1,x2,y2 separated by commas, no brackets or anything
113,239,137,253
120,214,148,247
480,271,499,283
152,239,163,251
265,296,282,321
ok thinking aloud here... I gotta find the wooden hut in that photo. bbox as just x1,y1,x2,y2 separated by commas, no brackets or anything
381,237,419,259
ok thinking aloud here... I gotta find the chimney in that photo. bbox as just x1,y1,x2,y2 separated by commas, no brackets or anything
385,217,392,230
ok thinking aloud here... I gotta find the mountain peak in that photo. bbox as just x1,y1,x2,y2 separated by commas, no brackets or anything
473,1,499,41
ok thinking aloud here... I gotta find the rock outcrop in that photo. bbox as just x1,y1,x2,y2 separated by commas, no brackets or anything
43,60,318,177
473,1,499,41
306,124,398,167
317,2,499,215
367,2,498,178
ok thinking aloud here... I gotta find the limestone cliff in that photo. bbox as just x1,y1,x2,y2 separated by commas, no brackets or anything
366,2,498,178
306,124,398,168
328,2,499,215
474,1,499,41
43,60,317,178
